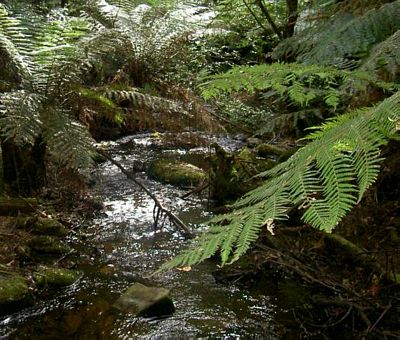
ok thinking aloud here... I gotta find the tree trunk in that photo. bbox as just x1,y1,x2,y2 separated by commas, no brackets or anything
1,137,46,196
254,0,283,40
286,0,299,37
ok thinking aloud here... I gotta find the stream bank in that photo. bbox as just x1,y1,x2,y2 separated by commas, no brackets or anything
0,132,286,338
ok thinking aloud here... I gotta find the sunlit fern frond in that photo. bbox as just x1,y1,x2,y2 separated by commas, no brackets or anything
159,91,400,271
0,5,33,85
200,62,381,109
0,91,43,145
0,4,100,170
42,109,95,169
104,89,190,116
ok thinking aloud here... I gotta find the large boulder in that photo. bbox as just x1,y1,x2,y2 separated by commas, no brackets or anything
148,159,206,188
114,282,175,317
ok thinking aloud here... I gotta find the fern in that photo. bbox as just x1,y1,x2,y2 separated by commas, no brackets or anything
200,63,379,109
160,91,400,271
272,1,400,66
104,88,190,116
0,4,121,169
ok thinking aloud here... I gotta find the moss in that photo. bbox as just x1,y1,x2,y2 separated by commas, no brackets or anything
148,160,206,188
34,266,81,287
32,218,68,237
277,147,299,163
28,235,71,254
255,143,285,157
0,273,29,304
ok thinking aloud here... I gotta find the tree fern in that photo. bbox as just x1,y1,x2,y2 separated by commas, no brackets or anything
360,29,400,82
272,1,400,67
0,4,128,170
159,91,400,271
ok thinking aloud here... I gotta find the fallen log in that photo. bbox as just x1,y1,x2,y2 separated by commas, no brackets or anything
0,198,38,215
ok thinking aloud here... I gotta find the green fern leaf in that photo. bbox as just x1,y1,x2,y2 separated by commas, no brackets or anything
160,91,400,271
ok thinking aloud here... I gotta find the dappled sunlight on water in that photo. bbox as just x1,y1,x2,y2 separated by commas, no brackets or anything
1,132,280,338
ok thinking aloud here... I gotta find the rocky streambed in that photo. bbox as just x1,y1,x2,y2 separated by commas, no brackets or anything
0,132,286,338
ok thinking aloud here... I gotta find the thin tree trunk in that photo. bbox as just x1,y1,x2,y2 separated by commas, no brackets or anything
254,0,283,40
286,0,299,37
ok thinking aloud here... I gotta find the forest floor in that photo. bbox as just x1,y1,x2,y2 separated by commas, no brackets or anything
214,141,400,338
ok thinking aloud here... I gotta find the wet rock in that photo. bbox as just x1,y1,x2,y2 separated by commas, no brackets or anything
148,159,206,188
0,272,30,315
114,282,175,317
255,143,285,157
33,266,81,287
277,147,299,163
12,217,68,237
246,137,263,148
31,218,68,237
28,235,71,255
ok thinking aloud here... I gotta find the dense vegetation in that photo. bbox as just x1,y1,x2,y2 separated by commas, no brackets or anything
1,0,399,337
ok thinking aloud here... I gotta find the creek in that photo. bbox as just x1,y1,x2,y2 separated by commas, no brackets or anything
0,132,282,339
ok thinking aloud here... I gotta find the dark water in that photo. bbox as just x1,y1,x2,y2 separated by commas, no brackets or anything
0,133,281,339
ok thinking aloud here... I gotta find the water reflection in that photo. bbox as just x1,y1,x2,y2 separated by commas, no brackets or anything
1,133,279,338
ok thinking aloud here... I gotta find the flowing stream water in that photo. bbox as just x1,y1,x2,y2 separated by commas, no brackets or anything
1,133,283,339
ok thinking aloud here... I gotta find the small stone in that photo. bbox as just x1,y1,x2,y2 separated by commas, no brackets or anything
114,282,175,317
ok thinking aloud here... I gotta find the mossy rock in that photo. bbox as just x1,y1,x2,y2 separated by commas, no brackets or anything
14,217,68,237
255,143,285,157
32,218,68,237
33,266,81,288
0,272,31,315
148,160,206,188
277,147,299,163
237,147,277,172
114,282,175,317
28,235,71,255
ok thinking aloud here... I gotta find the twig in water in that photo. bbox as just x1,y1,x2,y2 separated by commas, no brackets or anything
97,149,194,239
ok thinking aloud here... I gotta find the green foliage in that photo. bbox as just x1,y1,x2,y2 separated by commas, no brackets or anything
200,62,379,109
78,88,124,125
104,88,189,116
360,30,400,82
160,91,400,271
272,1,400,66
0,3,127,169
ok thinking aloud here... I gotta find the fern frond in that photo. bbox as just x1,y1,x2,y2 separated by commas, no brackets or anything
42,109,95,169
161,91,400,270
200,63,380,109
104,89,190,116
0,91,43,145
